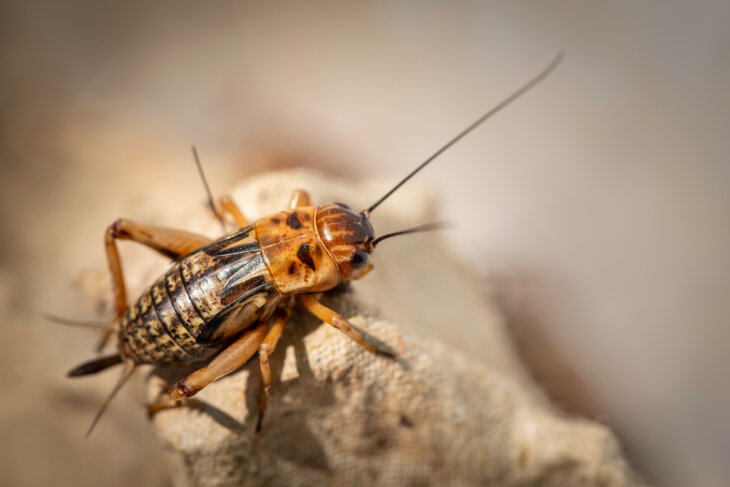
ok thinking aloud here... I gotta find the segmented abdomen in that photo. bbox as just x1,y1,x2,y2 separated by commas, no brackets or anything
117,226,275,364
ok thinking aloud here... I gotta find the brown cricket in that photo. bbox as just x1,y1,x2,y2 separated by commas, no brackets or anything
63,52,563,436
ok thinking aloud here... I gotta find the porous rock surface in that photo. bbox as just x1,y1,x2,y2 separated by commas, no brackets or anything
142,170,644,487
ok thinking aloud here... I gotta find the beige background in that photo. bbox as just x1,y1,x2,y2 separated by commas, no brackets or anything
1,1,728,486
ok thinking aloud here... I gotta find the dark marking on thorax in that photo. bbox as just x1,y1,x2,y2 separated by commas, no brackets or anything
297,243,316,270
286,211,303,230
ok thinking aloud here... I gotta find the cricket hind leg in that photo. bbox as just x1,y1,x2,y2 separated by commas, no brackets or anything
101,219,211,351
147,323,269,415
299,293,396,358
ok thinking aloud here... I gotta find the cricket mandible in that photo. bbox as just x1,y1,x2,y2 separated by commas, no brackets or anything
63,52,563,436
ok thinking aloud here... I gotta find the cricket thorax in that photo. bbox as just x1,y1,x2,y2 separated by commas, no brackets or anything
255,206,340,294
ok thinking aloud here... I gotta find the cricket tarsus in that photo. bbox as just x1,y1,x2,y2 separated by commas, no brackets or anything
364,50,564,216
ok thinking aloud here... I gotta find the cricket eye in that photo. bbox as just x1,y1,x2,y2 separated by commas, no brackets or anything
351,249,369,269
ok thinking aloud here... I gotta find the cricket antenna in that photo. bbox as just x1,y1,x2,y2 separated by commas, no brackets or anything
371,221,449,248
363,51,564,216
192,145,227,233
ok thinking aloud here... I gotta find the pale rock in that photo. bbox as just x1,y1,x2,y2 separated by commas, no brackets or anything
133,170,645,486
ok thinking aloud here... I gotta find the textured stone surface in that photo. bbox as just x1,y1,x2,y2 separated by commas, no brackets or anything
142,170,645,487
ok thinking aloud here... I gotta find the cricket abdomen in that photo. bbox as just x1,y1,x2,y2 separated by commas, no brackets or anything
118,225,276,364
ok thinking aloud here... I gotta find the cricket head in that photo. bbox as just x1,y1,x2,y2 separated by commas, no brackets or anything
315,203,375,282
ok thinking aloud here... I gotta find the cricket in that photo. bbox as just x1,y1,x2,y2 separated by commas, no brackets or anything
60,52,563,436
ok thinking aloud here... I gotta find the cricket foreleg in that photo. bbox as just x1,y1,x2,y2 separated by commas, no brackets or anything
299,294,396,358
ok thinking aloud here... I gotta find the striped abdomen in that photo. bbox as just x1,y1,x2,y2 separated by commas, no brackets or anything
117,226,276,364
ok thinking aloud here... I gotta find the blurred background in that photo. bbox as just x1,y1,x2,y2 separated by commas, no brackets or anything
1,1,728,486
